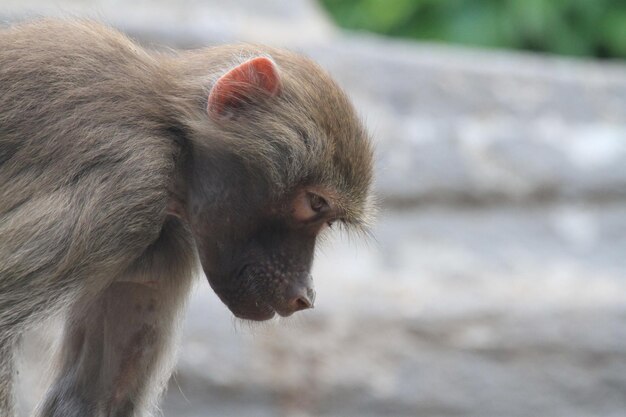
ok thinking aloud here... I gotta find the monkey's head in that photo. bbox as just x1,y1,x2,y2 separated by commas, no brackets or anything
177,51,374,321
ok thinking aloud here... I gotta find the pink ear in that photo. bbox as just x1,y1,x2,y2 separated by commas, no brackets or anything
207,57,281,119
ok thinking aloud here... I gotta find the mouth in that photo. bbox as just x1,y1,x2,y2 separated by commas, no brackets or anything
217,265,311,321
233,302,304,321
233,307,276,321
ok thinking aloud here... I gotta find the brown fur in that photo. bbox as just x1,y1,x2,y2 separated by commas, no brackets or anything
0,19,374,416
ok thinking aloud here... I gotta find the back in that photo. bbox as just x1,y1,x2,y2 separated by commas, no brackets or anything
0,20,167,212
0,20,179,295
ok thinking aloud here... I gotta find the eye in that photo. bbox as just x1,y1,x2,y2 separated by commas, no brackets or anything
308,193,329,213
292,190,332,223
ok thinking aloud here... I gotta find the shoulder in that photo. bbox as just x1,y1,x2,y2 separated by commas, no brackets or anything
0,18,150,68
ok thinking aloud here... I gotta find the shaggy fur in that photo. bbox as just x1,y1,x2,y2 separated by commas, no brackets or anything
0,19,374,417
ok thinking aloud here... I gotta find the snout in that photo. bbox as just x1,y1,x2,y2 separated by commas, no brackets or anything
208,264,316,321
228,283,315,321
273,281,316,317
285,285,316,315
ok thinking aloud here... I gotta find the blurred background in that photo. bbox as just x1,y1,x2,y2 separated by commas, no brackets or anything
3,0,626,416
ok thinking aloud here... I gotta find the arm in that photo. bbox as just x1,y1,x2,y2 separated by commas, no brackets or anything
36,219,196,417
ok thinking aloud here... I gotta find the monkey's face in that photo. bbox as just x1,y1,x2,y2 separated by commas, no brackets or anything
191,189,337,321
183,53,373,321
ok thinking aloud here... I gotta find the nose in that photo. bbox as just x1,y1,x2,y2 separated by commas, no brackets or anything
287,286,316,313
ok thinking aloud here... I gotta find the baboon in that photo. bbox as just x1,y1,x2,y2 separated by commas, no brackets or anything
0,19,374,416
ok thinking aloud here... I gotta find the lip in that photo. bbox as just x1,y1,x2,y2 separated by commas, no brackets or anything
232,301,299,321
233,308,276,321
273,306,295,318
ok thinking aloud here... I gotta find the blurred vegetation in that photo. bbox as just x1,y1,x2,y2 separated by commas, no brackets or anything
318,0,626,59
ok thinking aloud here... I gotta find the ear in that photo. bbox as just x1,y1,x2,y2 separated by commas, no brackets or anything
207,57,282,119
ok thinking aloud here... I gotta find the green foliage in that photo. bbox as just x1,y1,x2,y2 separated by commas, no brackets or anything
319,0,626,59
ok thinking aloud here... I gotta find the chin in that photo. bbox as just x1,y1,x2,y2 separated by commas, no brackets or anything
232,307,277,321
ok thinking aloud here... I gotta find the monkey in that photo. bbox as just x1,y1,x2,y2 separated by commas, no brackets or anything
0,19,374,417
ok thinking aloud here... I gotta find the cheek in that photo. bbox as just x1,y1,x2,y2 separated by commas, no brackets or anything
252,253,294,290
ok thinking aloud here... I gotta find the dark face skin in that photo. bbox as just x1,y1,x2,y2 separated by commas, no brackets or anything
185,154,336,321
204,211,317,320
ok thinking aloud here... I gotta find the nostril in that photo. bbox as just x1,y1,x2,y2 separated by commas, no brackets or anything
289,291,314,312
280,283,316,316
295,296,312,310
